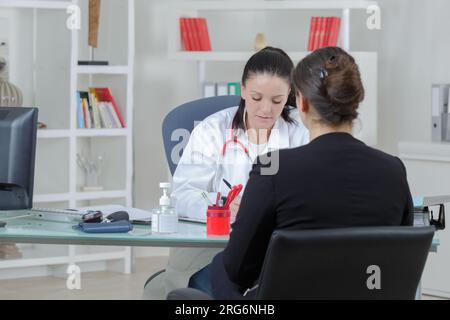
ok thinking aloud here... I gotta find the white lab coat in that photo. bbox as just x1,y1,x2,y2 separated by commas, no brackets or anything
143,106,309,300
172,106,310,221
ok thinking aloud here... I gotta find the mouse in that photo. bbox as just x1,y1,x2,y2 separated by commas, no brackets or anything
105,211,129,223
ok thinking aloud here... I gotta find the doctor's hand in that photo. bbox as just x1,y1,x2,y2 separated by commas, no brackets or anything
230,197,241,224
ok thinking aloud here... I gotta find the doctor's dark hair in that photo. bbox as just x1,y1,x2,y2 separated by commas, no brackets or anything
232,47,297,130
293,46,365,125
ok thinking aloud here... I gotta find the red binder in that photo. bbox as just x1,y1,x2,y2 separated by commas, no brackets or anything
179,18,191,51
187,18,201,51
329,17,341,47
324,17,332,47
307,17,317,51
318,17,328,49
312,17,322,50
197,18,212,51
184,18,196,51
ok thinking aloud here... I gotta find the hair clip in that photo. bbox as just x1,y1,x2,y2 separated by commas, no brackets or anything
319,68,328,79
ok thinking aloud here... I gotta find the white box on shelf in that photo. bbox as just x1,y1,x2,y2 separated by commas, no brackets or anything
216,82,228,96
203,82,216,97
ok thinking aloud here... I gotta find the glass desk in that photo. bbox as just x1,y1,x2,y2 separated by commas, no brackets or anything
0,210,439,300
0,210,228,248
0,210,440,250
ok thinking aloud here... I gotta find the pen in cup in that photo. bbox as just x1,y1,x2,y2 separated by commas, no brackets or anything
223,178,233,190
216,192,221,206
201,192,213,206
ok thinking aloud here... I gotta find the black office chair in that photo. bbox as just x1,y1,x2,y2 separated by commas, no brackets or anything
144,95,241,291
167,226,435,300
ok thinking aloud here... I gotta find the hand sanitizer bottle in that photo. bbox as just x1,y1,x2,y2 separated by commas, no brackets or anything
152,183,178,234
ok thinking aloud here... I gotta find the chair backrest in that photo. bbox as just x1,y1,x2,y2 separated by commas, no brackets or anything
162,95,241,176
256,226,435,300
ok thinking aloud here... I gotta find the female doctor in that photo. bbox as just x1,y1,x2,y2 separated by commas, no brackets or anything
143,47,309,300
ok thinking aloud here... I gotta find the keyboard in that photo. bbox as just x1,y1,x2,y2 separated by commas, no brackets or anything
30,208,83,223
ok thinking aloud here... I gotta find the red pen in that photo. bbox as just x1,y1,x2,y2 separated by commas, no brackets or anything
216,192,221,206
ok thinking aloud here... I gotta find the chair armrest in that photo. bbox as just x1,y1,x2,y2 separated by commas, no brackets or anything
167,288,213,300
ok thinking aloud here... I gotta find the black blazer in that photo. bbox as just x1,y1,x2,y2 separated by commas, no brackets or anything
211,132,413,299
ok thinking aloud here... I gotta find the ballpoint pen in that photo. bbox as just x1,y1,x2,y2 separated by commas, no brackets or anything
222,179,233,190
201,192,213,206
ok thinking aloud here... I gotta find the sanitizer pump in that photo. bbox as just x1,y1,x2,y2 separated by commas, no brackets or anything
152,183,178,234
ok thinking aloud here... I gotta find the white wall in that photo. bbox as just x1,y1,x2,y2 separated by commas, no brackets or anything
376,0,433,152
134,0,197,213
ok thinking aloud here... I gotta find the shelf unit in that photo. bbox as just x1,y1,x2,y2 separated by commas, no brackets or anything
0,0,135,279
168,0,378,146
75,65,130,75
37,128,129,139
0,1,73,10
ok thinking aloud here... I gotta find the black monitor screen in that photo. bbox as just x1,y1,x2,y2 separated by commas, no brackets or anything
0,107,38,210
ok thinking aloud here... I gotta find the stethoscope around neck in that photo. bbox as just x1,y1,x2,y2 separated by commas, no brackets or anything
221,107,251,158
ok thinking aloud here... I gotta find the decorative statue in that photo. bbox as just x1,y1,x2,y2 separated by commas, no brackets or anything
254,33,267,52
0,58,23,107
89,0,101,48
79,0,108,65
0,58,47,128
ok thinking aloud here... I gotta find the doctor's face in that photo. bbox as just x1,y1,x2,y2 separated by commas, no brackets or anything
241,73,291,130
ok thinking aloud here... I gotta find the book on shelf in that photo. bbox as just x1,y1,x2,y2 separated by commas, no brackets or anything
203,81,241,98
94,88,126,128
76,88,125,129
79,91,93,129
89,89,102,129
76,91,85,129
180,17,212,51
307,16,341,51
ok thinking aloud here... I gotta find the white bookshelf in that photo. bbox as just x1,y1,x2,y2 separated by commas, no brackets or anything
75,65,130,75
34,193,70,203
75,128,130,137
38,128,130,139
168,0,378,146
0,0,135,279
170,50,374,62
33,190,129,203
0,0,73,10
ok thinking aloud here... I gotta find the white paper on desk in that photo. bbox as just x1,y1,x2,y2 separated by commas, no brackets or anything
76,205,152,221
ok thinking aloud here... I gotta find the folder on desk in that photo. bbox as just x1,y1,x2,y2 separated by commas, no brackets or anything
76,205,152,221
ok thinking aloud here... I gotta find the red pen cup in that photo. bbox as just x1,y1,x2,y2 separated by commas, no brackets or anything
206,206,230,236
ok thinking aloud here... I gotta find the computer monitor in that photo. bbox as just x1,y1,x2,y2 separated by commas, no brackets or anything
0,107,38,210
